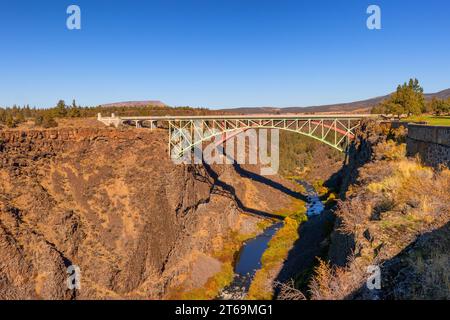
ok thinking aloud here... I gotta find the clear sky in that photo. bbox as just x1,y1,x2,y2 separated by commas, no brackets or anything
0,0,449,109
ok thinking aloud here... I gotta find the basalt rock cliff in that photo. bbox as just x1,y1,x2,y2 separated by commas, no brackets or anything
0,128,294,299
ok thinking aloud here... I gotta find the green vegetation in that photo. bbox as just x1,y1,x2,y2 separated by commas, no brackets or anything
372,78,425,117
179,262,234,300
372,78,450,122
279,131,343,177
172,229,259,300
429,97,450,116
0,100,215,129
401,115,450,126
312,179,329,198
247,201,308,300
34,113,58,128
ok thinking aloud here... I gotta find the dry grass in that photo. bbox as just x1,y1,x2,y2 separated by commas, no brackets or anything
373,141,406,161
389,222,450,300
407,248,450,299
247,205,307,300
179,263,234,300
274,280,306,300
170,229,257,300
308,138,450,300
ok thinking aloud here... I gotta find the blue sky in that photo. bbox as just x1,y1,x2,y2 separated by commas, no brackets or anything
0,0,449,109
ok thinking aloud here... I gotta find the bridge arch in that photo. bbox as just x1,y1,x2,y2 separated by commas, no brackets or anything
96,113,374,158
168,117,363,159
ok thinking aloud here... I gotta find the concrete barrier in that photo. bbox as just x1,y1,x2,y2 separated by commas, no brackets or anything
407,124,450,168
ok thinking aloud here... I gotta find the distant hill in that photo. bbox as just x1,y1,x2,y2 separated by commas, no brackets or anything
425,88,450,100
100,100,166,108
220,88,450,114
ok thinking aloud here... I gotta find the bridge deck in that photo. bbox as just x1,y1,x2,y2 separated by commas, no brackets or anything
96,113,377,154
117,114,377,121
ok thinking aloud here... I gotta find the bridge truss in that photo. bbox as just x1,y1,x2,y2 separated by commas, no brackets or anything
168,116,366,158
97,113,373,158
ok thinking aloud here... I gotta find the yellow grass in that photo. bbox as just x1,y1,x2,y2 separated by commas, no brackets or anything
170,229,258,300
180,263,234,300
247,202,307,300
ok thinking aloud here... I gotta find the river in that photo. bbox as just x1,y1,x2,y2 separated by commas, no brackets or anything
218,180,324,300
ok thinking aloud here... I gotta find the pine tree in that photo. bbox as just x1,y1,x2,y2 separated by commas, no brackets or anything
374,78,425,118
42,113,58,128
54,100,67,117
430,98,450,115
68,99,81,118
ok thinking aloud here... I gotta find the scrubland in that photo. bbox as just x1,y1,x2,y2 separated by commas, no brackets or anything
309,137,450,300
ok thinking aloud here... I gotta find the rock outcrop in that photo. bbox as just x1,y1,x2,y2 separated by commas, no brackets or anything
309,122,450,300
0,128,294,299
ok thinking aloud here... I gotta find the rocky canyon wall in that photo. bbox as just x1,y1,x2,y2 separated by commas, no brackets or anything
0,128,293,299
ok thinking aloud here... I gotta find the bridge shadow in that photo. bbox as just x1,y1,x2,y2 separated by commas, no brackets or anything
231,161,308,202
272,134,373,298
273,209,335,297
218,151,308,202
194,160,285,220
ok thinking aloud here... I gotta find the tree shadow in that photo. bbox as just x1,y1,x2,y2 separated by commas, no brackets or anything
325,121,376,198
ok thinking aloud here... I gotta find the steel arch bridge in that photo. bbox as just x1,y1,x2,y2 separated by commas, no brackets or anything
97,114,376,158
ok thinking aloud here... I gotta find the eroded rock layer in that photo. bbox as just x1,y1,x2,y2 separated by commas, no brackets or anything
0,128,294,299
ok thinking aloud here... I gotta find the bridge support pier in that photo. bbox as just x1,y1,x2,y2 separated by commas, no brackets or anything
97,113,122,128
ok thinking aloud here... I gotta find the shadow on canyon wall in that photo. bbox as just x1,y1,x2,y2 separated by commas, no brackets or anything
273,123,379,297
231,161,308,203
345,221,450,300
196,149,311,220
196,161,285,220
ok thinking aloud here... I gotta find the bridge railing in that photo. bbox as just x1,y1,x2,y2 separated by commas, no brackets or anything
97,113,378,157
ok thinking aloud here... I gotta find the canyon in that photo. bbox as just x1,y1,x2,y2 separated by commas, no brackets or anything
0,120,449,300
0,127,299,299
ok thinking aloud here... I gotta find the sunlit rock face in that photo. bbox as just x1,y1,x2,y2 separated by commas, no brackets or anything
0,128,294,299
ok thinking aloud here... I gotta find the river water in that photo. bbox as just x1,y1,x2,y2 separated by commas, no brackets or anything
296,180,325,217
218,180,324,300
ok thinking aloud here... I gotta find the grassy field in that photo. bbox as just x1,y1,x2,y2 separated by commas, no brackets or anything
401,115,450,126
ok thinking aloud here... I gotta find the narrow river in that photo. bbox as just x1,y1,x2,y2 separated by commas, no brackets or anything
218,180,324,300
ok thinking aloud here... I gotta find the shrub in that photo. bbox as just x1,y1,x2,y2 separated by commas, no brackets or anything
373,141,406,161
42,114,58,128
5,115,18,128
309,155,450,300
34,115,44,126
